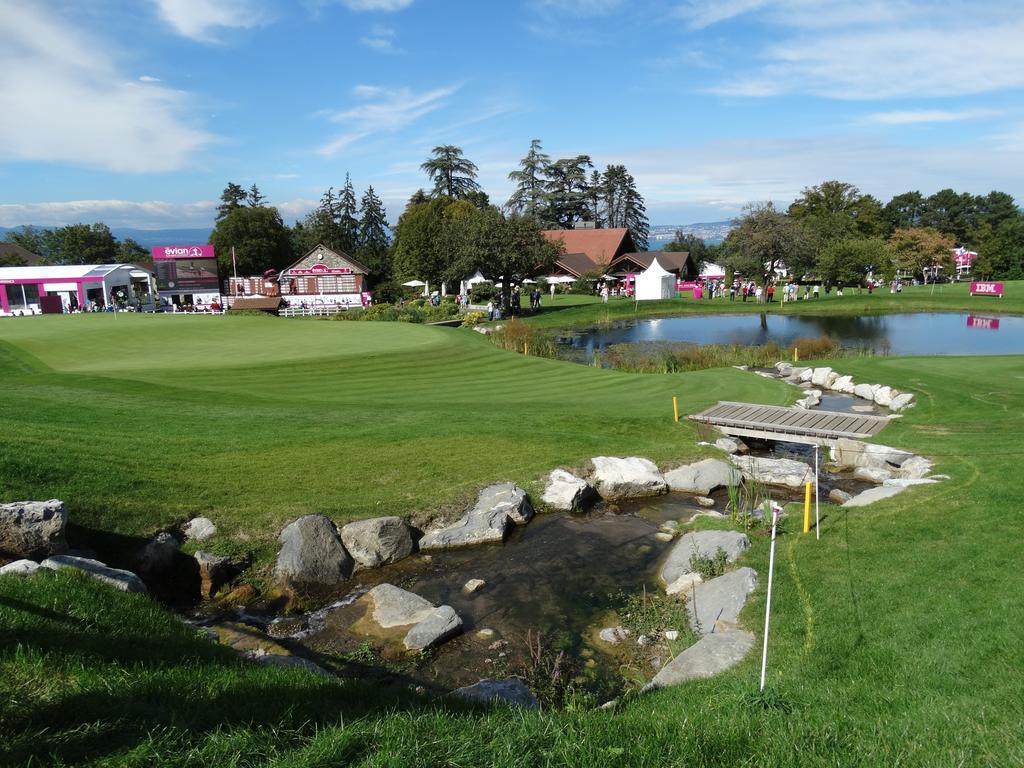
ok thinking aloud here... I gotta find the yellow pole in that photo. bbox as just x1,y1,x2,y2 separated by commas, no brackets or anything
524,343,529,356
793,347,799,362
803,482,812,534
672,396,679,423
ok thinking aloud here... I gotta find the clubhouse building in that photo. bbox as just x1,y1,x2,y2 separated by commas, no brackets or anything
0,263,157,316
228,244,370,311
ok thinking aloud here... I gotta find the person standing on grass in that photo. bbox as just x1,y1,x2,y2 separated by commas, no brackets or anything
755,284,763,303
813,283,820,299
767,283,775,303
742,283,748,302
487,300,494,321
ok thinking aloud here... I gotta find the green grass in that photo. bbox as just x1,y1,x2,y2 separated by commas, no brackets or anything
0,314,782,570
2,316,1023,766
526,280,1024,328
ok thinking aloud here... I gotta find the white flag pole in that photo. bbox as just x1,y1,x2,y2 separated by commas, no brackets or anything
759,502,781,691
815,445,821,540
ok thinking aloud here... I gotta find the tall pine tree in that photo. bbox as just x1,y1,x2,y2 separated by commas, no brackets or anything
602,164,648,250
356,185,390,282
506,139,550,220
338,173,360,254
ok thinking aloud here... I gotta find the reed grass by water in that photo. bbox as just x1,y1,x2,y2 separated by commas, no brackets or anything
598,336,856,373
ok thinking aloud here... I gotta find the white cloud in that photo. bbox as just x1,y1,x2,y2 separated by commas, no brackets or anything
154,0,270,42
360,24,403,53
0,199,216,228
138,75,162,83
316,84,459,156
863,109,1002,126
682,1,1024,100
0,1,213,172
533,0,624,15
338,0,413,11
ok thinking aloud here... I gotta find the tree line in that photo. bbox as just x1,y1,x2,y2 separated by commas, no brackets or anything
666,181,1024,284
2,223,149,266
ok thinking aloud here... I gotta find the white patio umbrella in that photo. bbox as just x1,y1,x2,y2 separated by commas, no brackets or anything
402,280,426,287
545,275,576,284
522,278,537,284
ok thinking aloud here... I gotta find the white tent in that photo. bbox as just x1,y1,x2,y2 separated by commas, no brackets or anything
459,270,491,294
700,262,726,279
545,275,576,284
635,257,675,301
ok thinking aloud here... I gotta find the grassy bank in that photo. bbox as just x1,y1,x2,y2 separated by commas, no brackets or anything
0,314,784,570
525,280,1024,328
2,351,1022,765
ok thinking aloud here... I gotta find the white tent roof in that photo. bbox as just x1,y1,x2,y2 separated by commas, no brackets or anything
463,270,490,286
700,262,726,278
642,257,673,278
0,264,149,281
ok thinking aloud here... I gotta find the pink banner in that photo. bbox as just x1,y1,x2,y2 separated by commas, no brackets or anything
286,264,353,275
152,245,215,261
970,281,1003,297
967,315,1000,330
675,281,697,292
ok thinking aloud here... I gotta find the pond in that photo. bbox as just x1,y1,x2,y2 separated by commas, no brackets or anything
556,312,1024,362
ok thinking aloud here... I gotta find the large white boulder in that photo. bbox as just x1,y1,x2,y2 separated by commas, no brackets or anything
810,367,834,387
888,393,915,412
664,459,740,495
853,383,876,401
873,386,895,407
590,457,668,500
853,466,893,484
404,605,463,651
730,455,813,489
842,485,906,507
898,455,933,479
183,517,217,541
0,559,42,576
832,439,912,470
831,375,855,394
542,469,597,511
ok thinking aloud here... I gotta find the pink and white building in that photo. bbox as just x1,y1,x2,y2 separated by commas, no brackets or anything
0,264,157,316
953,247,977,278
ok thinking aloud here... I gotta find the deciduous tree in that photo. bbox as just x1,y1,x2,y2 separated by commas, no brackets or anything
210,205,293,275
887,227,955,281
721,202,812,284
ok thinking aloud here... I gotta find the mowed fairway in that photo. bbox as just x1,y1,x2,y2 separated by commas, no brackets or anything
1,316,1023,765
0,314,784,565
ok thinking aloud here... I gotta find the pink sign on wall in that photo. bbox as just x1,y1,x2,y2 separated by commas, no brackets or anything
967,315,1000,330
970,281,1004,297
675,281,697,292
152,245,216,261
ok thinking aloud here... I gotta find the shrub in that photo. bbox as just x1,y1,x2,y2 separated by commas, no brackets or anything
688,546,729,580
469,283,497,303
489,318,558,358
461,311,486,327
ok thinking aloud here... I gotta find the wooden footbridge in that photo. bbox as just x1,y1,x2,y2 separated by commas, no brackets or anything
689,401,890,447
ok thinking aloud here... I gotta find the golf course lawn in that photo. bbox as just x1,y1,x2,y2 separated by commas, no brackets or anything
0,314,784,568
1,315,1023,766
526,279,1024,328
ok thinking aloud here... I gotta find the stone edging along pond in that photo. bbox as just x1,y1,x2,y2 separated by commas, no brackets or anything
0,362,946,707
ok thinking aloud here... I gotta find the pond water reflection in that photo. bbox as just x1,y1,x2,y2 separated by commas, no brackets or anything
557,312,1024,361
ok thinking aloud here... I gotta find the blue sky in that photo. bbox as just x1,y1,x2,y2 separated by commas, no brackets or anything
2,0,1024,229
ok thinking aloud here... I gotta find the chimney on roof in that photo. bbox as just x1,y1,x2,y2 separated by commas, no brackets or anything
574,220,596,230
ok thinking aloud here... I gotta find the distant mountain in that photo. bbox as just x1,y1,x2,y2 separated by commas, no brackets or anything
649,220,735,246
0,226,212,251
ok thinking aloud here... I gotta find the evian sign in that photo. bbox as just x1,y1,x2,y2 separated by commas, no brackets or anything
152,245,216,260
970,281,1003,297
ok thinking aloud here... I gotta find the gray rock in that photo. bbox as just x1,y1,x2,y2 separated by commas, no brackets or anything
883,478,940,487
853,466,893,484
888,393,915,412
774,362,794,376
687,567,758,635
135,531,180,576
714,436,747,454
542,469,597,511
660,530,751,586
250,652,332,677
41,555,147,594
182,517,217,541
404,605,462,650
420,484,533,550
590,456,667,500
463,578,486,594
645,630,755,690
694,496,716,508
419,507,510,550
842,485,906,507
828,488,852,505
340,516,414,570
273,515,352,591
665,572,703,596
0,500,68,560
853,383,876,401
899,455,933,479
664,459,740,495
799,367,815,382
0,558,42,576
850,404,876,413
367,583,436,628
453,678,539,709
730,455,813,489
795,395,820,409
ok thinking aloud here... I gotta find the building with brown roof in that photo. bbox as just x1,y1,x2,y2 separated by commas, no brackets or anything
0,243,43,267
613,250,696,278
541,227,637,277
